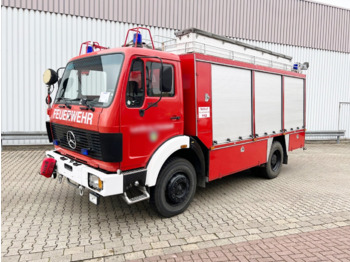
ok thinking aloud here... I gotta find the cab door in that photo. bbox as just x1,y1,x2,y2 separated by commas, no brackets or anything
120,58,183,170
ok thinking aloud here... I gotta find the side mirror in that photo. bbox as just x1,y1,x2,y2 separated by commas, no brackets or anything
161,66,172,93
43,68,58,85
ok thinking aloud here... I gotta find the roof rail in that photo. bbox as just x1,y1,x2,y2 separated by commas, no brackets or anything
123,27,155,49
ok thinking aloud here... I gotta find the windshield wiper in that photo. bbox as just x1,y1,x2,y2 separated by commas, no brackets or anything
56,97,72,109
56,97,81,109
80,104,95,112
57,97,81,102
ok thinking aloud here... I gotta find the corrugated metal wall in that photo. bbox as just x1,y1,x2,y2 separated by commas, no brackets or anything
2,0,350,53
1,6,350,144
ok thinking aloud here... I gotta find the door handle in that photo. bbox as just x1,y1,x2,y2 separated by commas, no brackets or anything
170,116,181,120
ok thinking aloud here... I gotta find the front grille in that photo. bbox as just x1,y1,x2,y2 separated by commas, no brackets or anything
51,123,103,160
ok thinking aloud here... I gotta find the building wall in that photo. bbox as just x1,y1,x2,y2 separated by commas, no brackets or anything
237,39,350,138
1,6,350,144
1,7,175,144
2,0,350,53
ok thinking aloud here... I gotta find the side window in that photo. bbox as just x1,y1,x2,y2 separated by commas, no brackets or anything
146,62,174,97
126,59,145,107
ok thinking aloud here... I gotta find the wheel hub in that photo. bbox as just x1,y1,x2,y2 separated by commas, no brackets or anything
166,173,190,204
271,151,281,171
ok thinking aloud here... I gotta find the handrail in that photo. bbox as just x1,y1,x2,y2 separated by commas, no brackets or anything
306,130,346,144
164,41,293,71
1,131,49,145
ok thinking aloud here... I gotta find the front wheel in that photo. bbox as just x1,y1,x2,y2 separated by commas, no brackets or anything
150,157,197,217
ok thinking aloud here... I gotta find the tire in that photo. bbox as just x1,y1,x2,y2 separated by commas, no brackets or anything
262,141,284,179
150,157,197,217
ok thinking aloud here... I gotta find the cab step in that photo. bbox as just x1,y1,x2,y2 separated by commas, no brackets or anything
121,186,150,205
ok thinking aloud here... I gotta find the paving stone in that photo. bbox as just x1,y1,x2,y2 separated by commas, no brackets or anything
124,251,145,260
181,244,199,251
201,234,218,241
144,249,164,257
85,244,105,252
64,246,85,256
162,246,182,255
150,241,170,249
2,255,21,262
114,246,133,255
93,249,114,258
185,236,202,244
168,239,187,247
71,252,93,261
19,252,42,261
28,259,49,262
41,250,64,258
49,255,72,262
104,255,125,262
83,258,104,262
132,243,151,252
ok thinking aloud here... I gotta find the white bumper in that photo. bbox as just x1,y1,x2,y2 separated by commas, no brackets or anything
46,150,123,197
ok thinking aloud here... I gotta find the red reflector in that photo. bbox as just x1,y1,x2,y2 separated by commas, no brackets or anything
40,158,56,178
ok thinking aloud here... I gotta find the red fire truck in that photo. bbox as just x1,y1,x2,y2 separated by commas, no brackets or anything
41,28,307,217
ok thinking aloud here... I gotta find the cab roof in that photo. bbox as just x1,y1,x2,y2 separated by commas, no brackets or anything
69,46,181,62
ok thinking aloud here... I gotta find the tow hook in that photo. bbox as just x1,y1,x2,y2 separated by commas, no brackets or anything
66,178,84,196
79,186,84,196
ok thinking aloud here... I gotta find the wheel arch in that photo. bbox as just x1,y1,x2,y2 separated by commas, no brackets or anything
146,136,208,188
146,136,190,187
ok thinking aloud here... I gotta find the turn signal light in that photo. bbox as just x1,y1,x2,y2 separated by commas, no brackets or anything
88,173,103,191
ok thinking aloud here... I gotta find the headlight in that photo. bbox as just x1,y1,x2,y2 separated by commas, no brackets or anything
88,173,103,191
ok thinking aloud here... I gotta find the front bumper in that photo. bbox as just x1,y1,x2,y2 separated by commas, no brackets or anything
46,150,124,197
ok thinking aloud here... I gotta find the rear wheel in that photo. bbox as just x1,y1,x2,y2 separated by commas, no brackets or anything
150,157,197,217
262,141,284,179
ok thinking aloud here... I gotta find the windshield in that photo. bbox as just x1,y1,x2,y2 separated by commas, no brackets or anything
55,53,124,107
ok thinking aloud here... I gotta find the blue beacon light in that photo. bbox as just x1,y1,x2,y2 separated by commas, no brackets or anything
133,33,142,46
87,45,94,53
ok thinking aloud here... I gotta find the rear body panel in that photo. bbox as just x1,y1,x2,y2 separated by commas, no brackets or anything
179,53,306,182
289,132,306,151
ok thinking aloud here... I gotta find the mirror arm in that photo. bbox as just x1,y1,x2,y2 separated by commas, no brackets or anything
139,92,163,117
46,84,54,107
56,67,65,87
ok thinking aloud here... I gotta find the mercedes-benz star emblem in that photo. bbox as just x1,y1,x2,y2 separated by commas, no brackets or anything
66,131,77,149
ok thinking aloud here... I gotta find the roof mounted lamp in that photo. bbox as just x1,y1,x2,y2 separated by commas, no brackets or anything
293,62,309,73
79,41,108,55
